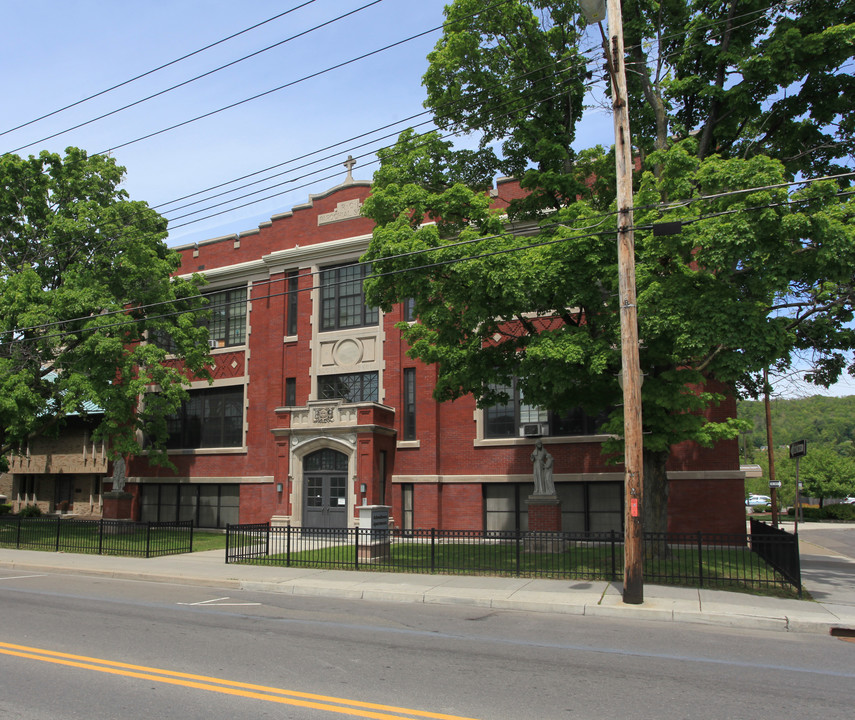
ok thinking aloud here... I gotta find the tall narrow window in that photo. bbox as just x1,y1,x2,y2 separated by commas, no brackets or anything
286,271,299,336
403,368,416,440
285,377,297,406
207,287,247,348
404,297,416,322
320,263,378,331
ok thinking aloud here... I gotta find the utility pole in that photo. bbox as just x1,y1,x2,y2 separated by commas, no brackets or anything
763,368,779,527
590,0,644,604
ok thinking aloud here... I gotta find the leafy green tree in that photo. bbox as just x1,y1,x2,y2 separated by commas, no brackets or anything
362,1,855,534
798,445,855,506
738,396,855,454
0,147,210,470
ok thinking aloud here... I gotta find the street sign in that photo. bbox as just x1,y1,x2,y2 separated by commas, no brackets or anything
769,480,782,488
789,440,807,458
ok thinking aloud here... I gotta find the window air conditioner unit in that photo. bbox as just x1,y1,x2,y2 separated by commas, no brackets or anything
520,422,548,438
208,339,219,349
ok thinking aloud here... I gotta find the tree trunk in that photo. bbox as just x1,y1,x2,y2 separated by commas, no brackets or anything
643,448,670,558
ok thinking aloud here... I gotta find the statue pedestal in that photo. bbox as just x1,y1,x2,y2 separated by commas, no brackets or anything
527,494,562,531
102,491,134,521
525,494,567,553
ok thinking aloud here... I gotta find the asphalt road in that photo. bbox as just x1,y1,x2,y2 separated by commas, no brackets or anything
1,569,854,720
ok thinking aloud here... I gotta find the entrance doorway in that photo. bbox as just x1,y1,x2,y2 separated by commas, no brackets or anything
303,448,348,529
55,477,74,513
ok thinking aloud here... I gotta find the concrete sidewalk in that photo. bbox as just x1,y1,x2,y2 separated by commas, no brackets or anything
1,523,853,635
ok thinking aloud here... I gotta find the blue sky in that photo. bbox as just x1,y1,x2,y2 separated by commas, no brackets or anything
3,1,852,397
2,1,612,245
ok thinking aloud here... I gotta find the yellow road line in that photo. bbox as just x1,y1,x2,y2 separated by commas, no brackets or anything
0,641,479,720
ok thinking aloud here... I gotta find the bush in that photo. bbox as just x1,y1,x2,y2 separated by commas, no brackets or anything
786,504,855,521
18,504,42,518
0,503,12,515
824,504,855,521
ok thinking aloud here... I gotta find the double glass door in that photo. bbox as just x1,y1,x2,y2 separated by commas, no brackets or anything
303,449,348,529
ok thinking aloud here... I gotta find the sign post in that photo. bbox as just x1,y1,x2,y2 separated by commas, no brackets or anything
789,440,807,533
768,479,781,527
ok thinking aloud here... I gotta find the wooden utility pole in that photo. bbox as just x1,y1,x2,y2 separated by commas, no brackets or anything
763,368,779,527
604,0,644,604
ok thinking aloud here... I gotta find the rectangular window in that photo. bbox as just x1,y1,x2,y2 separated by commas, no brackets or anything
483,482,622,532
165,386,244,449
404,297,416,322
403,368,416,440
285,377,297,407
320,263,378,331
401,484,414,531
318,372,378,403
483,380,607,438
207,287,247,348
140,483,239,528
152,287,247,352
286,271,299,336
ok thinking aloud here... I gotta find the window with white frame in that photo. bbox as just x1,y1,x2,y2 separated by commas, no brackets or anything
483,380,607,438
318,372,379,403
207,287,247,348
165,386,244,449
319,263,378,331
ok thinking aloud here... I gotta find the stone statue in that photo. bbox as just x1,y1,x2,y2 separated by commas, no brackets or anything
531,439,555,496
111,456,126,493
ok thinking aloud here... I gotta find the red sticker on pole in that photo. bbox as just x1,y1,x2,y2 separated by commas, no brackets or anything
631,498,639,517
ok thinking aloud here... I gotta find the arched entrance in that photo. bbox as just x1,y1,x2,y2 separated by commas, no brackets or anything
303,448,348,529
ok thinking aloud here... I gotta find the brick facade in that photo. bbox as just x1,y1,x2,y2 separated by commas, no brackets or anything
105,172,741,533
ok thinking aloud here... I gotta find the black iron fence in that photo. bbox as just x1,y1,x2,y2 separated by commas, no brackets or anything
0,516,193,558
750,518,802,594
225,523,801,594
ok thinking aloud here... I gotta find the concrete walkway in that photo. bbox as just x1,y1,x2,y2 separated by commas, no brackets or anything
1,522,853,635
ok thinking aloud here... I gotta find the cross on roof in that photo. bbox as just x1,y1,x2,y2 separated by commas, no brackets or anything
343,155,356,184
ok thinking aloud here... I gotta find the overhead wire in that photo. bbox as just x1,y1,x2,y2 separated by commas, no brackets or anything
0,0,320,139
3,173,853,350
2,0,791,233
3,0,386,156
155,1,793,229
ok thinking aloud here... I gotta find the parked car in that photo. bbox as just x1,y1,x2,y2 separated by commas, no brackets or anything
746,494,772,507
843,496,855,505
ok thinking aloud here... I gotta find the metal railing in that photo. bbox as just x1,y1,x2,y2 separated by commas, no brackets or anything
749,518,802,595
0,516,193,557
225,523,801,594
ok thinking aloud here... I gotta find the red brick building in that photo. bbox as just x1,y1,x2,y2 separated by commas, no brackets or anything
121,168,745,535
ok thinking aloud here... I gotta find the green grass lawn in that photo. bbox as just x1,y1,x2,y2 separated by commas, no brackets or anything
191,532,228,552
233,539,800,598
0,518,195,556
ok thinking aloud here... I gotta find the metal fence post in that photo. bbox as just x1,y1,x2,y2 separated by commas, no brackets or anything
697,531,704,588
355,527,360,571
225,524,231,563
286,524,292,567
430,528,436,574
16,515,22,548
145,522,152,558
516,529,521,577
55,516,62,552
793,531,802,598
610,530,617,581
98,519,104,555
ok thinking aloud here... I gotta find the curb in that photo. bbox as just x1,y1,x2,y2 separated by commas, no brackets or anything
1,558,850,636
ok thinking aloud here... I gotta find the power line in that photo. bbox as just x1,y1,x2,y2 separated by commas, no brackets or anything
152,2,796,230
4,1,385,156
0,1,319,140
3,177,852,348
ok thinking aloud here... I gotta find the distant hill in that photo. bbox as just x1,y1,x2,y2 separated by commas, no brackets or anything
737,395,855,458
